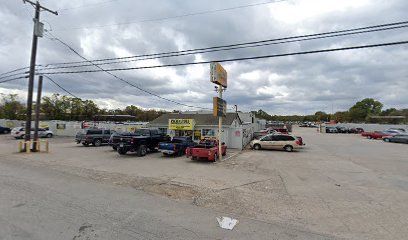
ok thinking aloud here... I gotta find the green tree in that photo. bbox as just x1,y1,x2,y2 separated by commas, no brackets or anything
314,111,329,122
348,98,383,122
0,94,26,120
333,111,350,123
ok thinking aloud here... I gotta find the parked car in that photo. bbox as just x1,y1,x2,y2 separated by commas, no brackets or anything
250,134,304,152
274,128,289,134
185,139,226,162
0,125,11,134
116,128,169,156
253,129,277,139
75,128,114,147
362,130,402,139
387,128,406,133
158,136,196,156
348,127,364,134
336,126,349,133
325,126,338,133
11,127,53,139
109,131,123,150
383,134,408,144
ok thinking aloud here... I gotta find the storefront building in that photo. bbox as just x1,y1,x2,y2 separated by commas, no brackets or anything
148,112,249,149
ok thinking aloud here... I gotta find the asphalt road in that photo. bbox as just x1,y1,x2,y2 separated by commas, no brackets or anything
0,159,338,240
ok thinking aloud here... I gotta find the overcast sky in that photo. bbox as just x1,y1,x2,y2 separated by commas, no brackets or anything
1,0,407,114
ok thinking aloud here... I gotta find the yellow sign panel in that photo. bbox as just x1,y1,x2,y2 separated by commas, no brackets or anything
213,97,227,117
169,119,195,130
210,62,227,88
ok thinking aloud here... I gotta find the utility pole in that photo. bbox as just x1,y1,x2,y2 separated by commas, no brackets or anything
218,86,223,161
33,75,43,151
22,0,57,150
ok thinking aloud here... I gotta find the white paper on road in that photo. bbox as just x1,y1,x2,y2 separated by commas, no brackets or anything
216,216,238,230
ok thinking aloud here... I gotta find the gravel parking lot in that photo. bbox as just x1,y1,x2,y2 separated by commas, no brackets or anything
0,126,407,240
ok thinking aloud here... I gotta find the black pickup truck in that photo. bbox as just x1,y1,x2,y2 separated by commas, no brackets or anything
116,128,169,156
76,128,114,147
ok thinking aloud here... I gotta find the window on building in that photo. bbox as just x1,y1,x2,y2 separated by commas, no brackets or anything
202,129,216,137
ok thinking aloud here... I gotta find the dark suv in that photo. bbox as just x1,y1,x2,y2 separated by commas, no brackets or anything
75,129,114,147
116,128,169,156
0,126,11,134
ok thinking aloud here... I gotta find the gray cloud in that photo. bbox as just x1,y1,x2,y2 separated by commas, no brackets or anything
1,0,407,114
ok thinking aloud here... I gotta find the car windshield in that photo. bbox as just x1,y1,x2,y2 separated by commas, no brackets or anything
134,129,150,136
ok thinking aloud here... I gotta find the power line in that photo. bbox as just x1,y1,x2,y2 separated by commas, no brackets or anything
37,40,408,75
53,0,287,31
0,71,29,81
0,76,27,84
39,24,408,71
45,33,211,110
44,20,408,67
43,75,79,98
0,66,29,77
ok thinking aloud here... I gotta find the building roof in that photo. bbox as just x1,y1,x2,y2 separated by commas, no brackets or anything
149,113,242,126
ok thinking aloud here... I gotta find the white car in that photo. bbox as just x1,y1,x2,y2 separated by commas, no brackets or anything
250,134,304,152
11,127,53,139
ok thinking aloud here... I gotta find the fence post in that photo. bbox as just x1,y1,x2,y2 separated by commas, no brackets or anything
25,141,31,153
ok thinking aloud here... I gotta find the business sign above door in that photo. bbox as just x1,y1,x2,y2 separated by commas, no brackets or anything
168,119,195,130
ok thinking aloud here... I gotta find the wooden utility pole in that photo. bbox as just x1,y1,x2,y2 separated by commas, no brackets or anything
218,86,223,161
33,75,43,151
22,0,57,150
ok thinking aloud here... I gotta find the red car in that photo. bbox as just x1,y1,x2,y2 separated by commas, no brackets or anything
185,139,227,162
362,130,401,139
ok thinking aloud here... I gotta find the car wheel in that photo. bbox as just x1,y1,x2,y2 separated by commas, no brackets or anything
253,144,261,150
284,145,293,152
46,133,53,138
367,136,372,139
3,130,9,134
93,139,102,147
82,143,89,147
112,145,117,150
137,145,147,157
117,147,127,155
384,138,390,142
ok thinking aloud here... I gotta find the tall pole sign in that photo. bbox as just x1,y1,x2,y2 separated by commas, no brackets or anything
210,62,227,161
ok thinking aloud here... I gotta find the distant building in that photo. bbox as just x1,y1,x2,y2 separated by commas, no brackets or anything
148,112,262,149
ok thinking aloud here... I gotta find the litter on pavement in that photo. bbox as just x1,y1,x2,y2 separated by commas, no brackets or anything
216,216,239,230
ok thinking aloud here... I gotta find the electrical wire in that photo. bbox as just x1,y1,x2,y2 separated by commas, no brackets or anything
53,0,287,31
0,76,27,84
45,33,211,110
43,75,79,98
4,20,407,76
39,24,408,71
37,40,408,75
0,66,29,77
0,71,29,81
43,20,408,67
